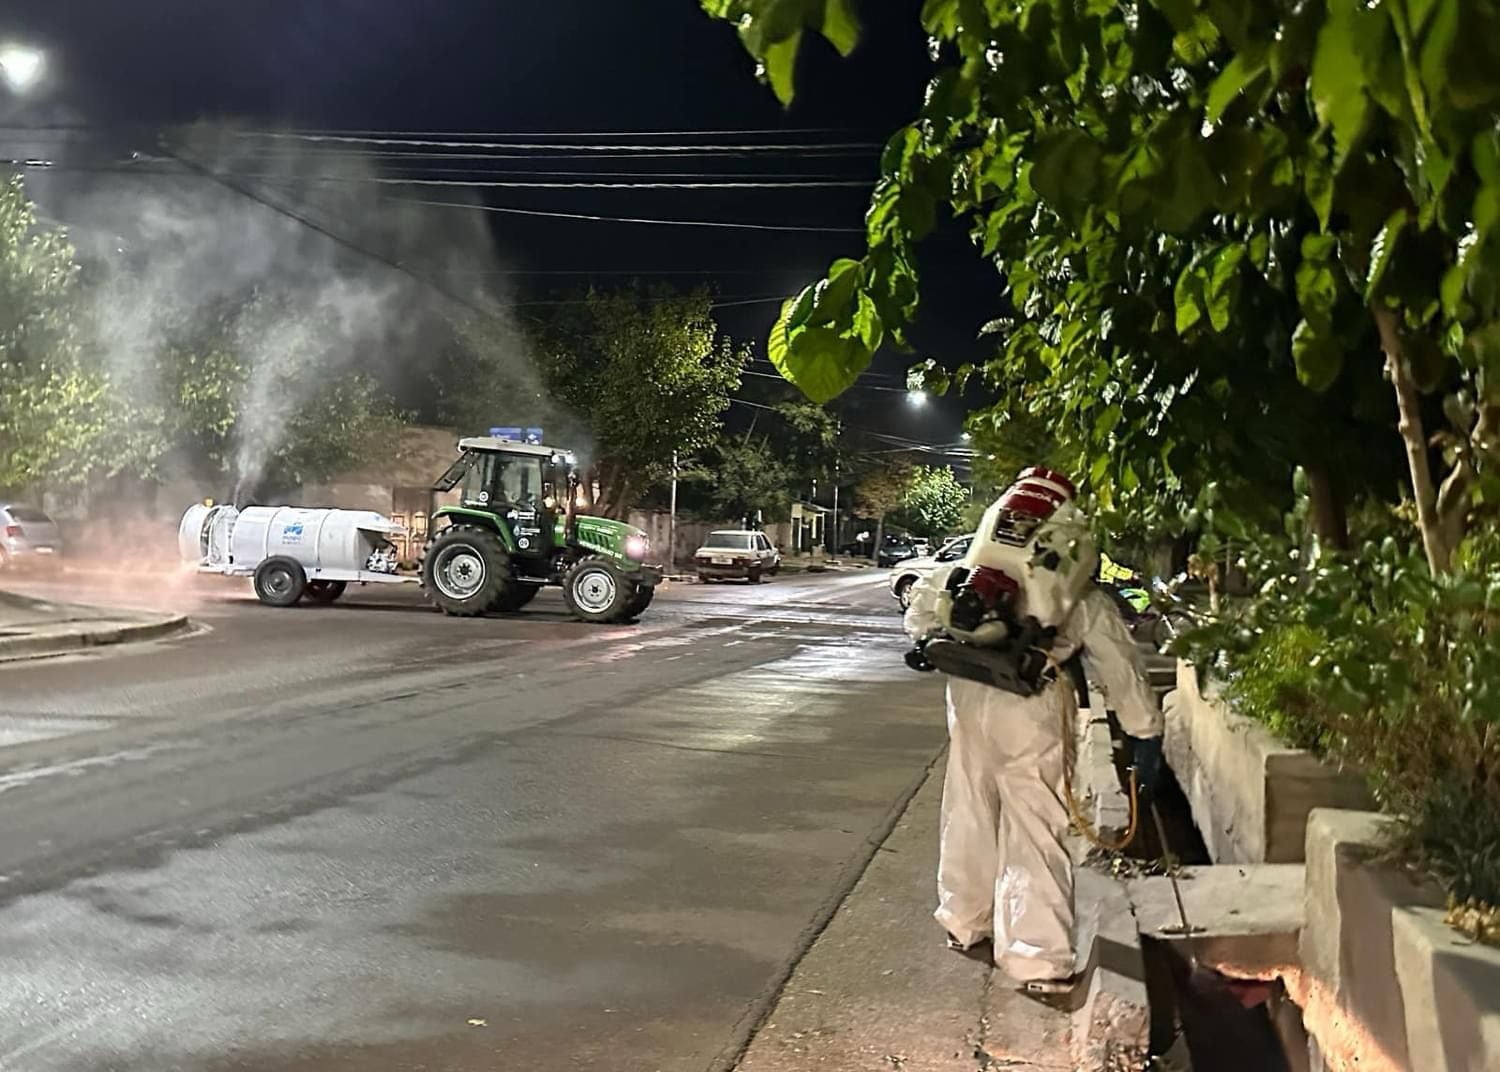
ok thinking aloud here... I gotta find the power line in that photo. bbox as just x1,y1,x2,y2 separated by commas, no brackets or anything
385,196,866,233
230,126,862,139
740,368,912,392
222,148,878,161
229,132,882,152
240,175,875,190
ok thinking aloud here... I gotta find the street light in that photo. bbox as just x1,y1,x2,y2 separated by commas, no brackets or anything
907,389,928,407
0,44,45,93
960,432,972,441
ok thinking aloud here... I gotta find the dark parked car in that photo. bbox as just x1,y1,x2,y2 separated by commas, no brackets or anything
875,536,917,569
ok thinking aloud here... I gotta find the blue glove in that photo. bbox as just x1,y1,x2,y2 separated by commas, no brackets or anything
1128,736,1164,796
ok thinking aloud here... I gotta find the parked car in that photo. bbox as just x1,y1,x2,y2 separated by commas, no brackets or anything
694,530,780,583
888,534,974,608
876,535,918,569
0,503,64,571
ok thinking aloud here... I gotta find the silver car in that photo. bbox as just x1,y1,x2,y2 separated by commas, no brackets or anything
889,534,973,608
0,503,64,571
694,530,780,583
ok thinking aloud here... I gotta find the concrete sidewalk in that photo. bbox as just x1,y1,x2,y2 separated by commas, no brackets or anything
734,749,1150,1072
0,588,193,662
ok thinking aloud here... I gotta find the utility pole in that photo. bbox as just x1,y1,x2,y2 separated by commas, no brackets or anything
832,461,840,555
668,450,679,572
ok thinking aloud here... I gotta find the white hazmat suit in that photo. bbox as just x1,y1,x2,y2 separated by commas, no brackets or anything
904,565,1163,983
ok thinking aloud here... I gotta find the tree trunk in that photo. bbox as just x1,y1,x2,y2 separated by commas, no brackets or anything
872,513,885,562
1305,465,1350,550
1373,307,1450,574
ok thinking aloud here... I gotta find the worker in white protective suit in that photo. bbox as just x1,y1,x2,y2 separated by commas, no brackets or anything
902,471,1163,992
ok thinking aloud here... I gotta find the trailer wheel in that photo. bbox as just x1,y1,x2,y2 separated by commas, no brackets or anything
621,582,655,620
305,580,347,604
494,583,541,612
422,524,513,617
562,557,632,623
254,557,308,607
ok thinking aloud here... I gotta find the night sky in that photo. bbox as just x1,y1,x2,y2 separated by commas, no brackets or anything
2,2,1002,446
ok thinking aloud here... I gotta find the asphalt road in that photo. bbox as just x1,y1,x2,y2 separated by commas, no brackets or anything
0,570,946,1072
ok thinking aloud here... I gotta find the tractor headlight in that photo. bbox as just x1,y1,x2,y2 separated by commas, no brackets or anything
624,535,648,561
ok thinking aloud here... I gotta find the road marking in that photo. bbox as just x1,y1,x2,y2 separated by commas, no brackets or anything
0,744,179,796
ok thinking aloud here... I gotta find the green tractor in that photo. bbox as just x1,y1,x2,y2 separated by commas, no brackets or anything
421,437,661,623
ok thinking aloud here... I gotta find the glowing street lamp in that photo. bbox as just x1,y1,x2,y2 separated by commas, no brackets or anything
0,45,45,94
906,388,928,408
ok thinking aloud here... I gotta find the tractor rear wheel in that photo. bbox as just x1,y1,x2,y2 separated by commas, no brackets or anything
562,557,633,623
305,580,347,604
422,525,513,617
494,583,542,612
621,583,655,619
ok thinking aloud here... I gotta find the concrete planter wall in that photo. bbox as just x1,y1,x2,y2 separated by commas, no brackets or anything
1294,809,1500,1072
1162,660,1374,864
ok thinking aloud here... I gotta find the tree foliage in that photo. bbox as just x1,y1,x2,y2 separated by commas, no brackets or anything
0,174,119,492
896,464,969,536
688,437,794,523
706,0,1500,570
529,287,748,517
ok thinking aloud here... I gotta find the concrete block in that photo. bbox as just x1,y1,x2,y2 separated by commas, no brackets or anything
1296,809,1448,1072
1164,663,1373,864
1127,864,1304,979
1391,905,1500,1071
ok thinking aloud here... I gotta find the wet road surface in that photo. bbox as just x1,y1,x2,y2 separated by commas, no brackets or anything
0,571,945,1071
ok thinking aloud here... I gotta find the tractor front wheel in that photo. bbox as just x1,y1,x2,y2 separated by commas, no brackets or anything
621,582,656,620
422,525,514,617
562,557,633,623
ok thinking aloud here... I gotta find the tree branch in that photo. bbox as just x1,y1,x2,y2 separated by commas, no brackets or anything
1374,306,1450,574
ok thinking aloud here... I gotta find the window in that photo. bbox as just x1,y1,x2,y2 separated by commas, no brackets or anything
500,457,544,506
756,535,772,552
705,532,753,550
459,454,495,505
5,506,51,524
937,537,971,562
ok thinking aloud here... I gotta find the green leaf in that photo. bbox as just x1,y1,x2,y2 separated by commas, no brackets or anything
812,257,862,325
1292,318,1344,392
920,0,959,36
1206,54,1268,125
1364,210,1406,302
1030,129,1103,215
1311,0,1373,167
899,184,939,240
1174,263,1206,334
767,299,874,403
760,32,802,105
821,0,861,56
1207,245,1246,332
787,283,818,331
853,291,885,352
1094,403,1123,440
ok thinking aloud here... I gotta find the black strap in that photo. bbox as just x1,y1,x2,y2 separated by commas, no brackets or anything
1062,651,1089,708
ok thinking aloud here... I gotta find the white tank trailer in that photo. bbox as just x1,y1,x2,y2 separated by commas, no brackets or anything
179,503,414,607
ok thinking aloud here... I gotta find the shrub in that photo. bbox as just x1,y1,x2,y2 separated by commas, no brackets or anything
1180,525,1500,917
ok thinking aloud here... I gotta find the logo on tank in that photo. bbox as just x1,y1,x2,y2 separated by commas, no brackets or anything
282,521,305,543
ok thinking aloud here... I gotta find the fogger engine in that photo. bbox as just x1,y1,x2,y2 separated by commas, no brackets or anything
913,467,1099,697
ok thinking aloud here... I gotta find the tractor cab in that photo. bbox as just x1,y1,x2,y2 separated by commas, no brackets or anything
432,438,579,559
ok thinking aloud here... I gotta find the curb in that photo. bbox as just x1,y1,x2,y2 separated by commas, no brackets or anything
0,615,195,663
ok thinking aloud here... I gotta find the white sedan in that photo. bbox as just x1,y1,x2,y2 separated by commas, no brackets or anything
888,534,973,608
